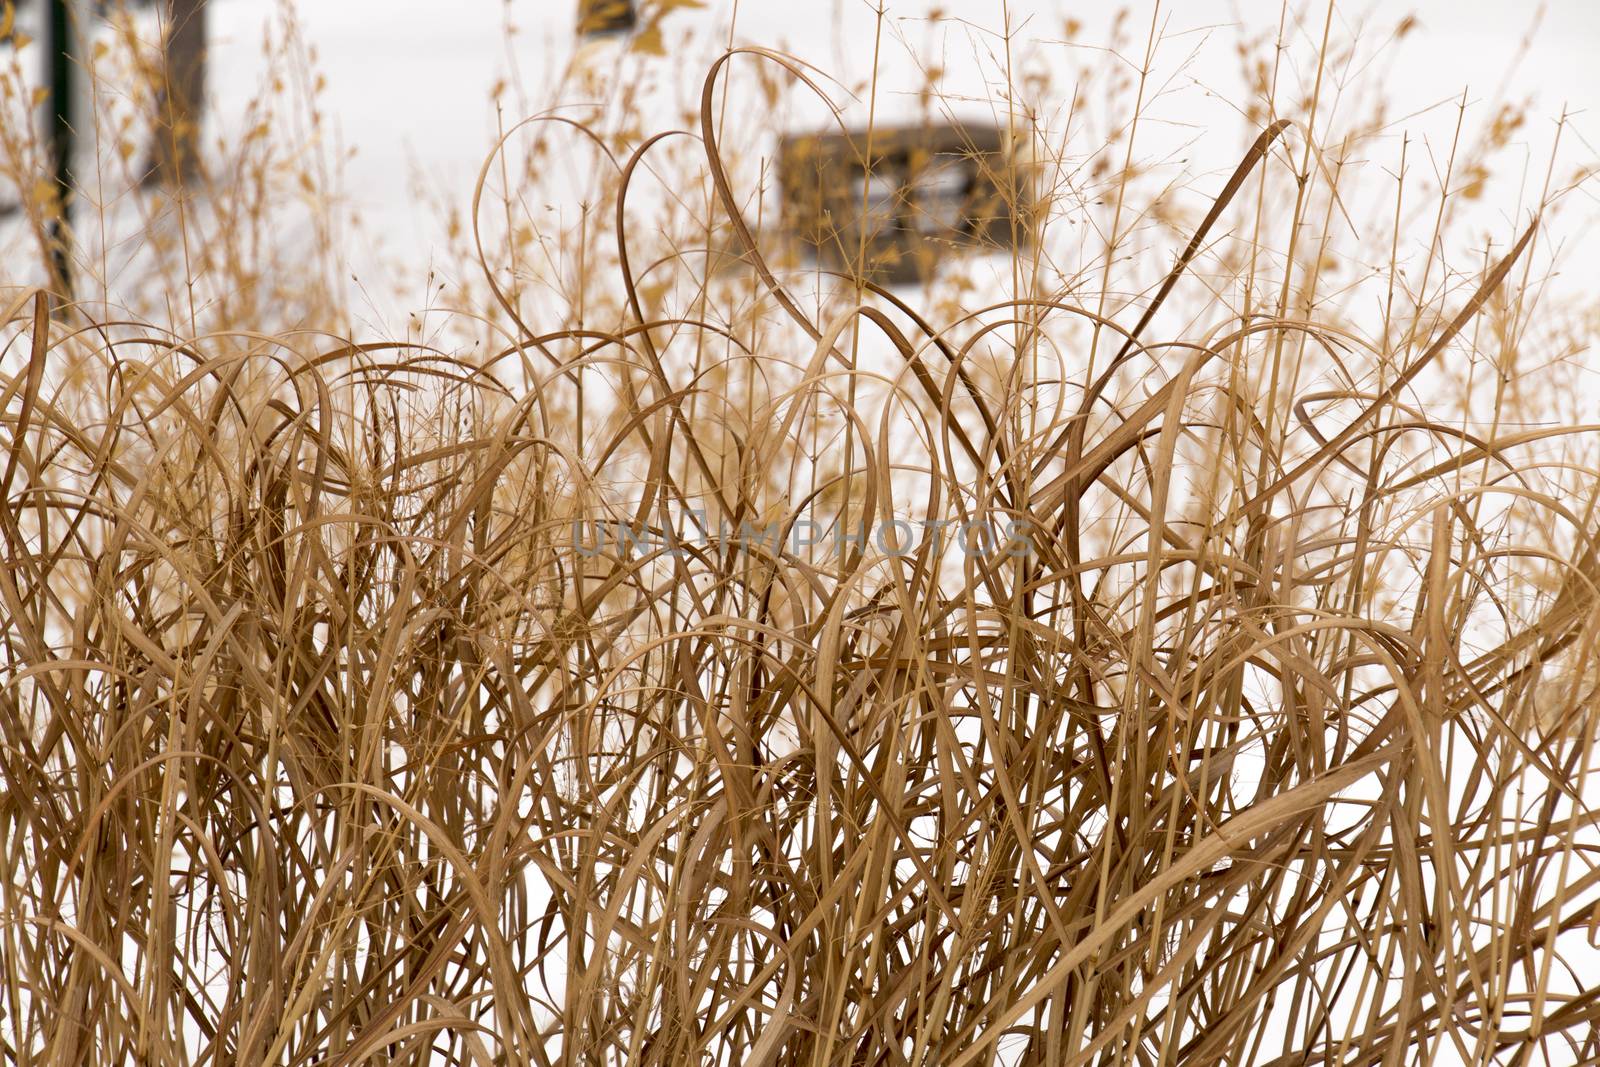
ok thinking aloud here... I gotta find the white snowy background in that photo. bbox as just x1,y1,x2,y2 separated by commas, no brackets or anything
3,0,1595,330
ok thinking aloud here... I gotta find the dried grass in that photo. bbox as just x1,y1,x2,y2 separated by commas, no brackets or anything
1,2,1599,1064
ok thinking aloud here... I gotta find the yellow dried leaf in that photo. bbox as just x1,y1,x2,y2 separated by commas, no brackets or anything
631,22,665,56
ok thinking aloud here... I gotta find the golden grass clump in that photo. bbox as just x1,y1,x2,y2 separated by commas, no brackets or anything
2,3,1600,1065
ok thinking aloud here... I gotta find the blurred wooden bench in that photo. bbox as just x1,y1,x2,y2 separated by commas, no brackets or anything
777,121,1028,284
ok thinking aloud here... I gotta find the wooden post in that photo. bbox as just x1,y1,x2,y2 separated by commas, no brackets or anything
146,0,206,186
43,0,75,297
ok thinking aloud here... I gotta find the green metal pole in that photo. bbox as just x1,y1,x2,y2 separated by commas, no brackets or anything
43,0,74,299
